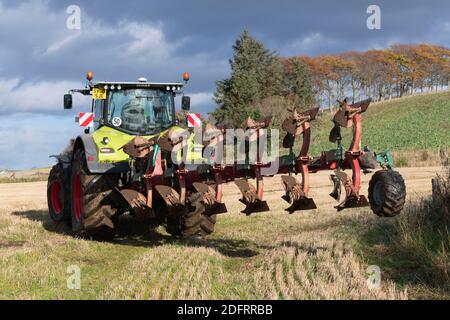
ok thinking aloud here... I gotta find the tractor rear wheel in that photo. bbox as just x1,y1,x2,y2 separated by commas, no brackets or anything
166,193,217,237
70,149,119,240
47,164,70,223
368,170,406,217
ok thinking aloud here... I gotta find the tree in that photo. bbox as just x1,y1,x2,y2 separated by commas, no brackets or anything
211,30,283,128
281,57,316,108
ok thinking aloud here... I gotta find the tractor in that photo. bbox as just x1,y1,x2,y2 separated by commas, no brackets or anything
47,72,406,240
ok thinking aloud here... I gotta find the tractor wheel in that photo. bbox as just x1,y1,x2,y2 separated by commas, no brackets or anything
47,164,70,223
368,170,406,217
70,149,119,240
166,193,217,237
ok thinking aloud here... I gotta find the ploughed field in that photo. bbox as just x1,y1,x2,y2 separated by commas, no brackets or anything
0,167,443,299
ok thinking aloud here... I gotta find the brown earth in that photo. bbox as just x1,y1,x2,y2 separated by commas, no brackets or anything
1,167,439,209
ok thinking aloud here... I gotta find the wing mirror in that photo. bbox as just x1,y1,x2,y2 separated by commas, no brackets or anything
181,96,191,111
64,94,73,110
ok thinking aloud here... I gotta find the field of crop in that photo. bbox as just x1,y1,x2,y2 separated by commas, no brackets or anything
307,92,450,164
0,167,447,300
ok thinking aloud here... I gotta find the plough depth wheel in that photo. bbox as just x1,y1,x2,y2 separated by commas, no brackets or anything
369,170,406,217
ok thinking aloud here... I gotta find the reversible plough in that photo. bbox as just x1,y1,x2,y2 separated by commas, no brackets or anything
48,74,407,239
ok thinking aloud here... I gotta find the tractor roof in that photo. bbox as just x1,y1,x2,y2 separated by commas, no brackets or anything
90,81,184,90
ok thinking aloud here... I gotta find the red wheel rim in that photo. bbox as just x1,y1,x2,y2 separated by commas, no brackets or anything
72,174,83,222
50,181,62,214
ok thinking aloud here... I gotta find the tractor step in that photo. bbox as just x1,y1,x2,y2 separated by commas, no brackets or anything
281,175,317,213
234,179,270,215
192,182,228,216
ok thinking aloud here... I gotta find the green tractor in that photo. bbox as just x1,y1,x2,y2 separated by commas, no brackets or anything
47,72,213,240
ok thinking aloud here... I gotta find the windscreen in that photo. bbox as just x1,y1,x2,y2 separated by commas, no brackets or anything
107,89,174,135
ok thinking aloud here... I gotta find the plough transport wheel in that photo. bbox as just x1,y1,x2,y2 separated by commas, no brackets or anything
166,193,217,237
70,149,120,240
369,170,406,217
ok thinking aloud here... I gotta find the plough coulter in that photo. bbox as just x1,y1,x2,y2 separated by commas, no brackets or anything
47,72,406,240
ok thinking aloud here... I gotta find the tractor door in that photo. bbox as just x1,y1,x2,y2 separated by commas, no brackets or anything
93,99,105,130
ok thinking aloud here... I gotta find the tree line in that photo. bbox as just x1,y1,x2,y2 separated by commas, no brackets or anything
211,30,450,128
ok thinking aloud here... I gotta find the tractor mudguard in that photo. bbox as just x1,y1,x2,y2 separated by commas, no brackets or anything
73,134,130,174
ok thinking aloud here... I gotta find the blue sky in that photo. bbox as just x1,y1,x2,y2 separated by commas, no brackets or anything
1,0,450,169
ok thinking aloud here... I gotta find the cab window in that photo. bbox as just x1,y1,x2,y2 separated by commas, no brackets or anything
93,99,104,129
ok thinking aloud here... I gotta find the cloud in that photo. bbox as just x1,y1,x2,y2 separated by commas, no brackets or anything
41,18,178,62
0,114,82,170
0,1,198,83
42,32,82,56
3,0,450,170
280,32,336,56
190,92,214,111
0,78,90,113
120,21,178,59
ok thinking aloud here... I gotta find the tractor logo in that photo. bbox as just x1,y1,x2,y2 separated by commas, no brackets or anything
79,112,94,127
187,113,202,128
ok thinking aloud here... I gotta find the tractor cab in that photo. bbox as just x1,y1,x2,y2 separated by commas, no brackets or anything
64,72,191,135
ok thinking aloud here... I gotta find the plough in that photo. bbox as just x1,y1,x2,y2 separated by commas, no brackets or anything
121,98,402,218
49,73,407,239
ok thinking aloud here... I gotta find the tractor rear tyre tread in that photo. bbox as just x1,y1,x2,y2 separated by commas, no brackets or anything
368,170,406,217
70,149,119,241
166,193,216,237
47,164,70,223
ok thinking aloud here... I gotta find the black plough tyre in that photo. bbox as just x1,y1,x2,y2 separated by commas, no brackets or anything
368,170,406,217
70,149,120,240
166,193,217,237
47,164,70,223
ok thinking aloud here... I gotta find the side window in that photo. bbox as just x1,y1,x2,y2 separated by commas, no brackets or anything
94,100,103,129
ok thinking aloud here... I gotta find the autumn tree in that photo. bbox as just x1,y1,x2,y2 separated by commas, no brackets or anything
212,36,450,125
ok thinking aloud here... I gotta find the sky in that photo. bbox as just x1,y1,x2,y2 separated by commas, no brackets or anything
1,0,450,170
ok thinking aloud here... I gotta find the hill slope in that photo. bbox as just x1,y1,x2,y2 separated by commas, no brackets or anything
307,92,450,157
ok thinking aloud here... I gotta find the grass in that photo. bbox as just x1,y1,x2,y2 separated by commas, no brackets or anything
352,167,450,299
0,203,410,300
305,92,450,165
0,177,48,184
2,165,448,299
0,169,49,184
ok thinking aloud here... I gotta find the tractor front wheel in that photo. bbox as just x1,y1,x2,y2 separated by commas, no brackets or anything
70,149,119,240
368,170,406,217
166,193,216,237
47,164,70,223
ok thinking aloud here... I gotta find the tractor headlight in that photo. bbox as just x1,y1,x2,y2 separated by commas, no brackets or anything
100,148,115,154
